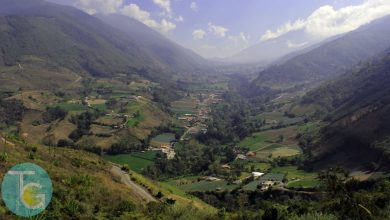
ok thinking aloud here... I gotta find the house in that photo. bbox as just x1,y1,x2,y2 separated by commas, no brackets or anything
233,180,243,185
251,172,264,178
161,147,176,160
203,176,221,182
261,181,275,191
222,164,231,170
265,119,278,125
246,151,256,157
236,154,247,160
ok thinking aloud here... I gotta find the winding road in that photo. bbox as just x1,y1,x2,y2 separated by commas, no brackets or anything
110,166,156,203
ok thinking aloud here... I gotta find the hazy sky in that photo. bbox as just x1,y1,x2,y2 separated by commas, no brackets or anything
49,0,390,58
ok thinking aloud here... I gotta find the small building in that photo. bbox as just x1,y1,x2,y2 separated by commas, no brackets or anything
252,172,264,178
261,181,275,191
236,154,247,160
233,180,243,185
203,176,221,182
246,151,256,157
222,164,231,170
265,119,278,125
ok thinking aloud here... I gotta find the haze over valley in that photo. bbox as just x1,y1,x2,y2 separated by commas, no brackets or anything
1,0,390,219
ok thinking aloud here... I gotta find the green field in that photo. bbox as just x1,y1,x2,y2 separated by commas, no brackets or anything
151,133,176,147
177,180,237,192
91,103,107,111
238,133,270,151
255,111,303,128
271,166,319,188
287,179,320,188
165,175,238,192
171,98,199,115
256,144,302,159
127,112,145,126
153,133,176,143
51,102,88,111
104,151,157,173
245,162,272,172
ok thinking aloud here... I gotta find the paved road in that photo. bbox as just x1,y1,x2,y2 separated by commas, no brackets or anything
110,166,156,203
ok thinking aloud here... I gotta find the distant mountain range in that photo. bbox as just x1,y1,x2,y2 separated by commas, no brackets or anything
0,0,210,85
224,29,316,64
251,15,390,87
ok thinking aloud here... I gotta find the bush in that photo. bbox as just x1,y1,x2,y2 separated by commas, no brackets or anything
42,107,67,123
57,139,74,147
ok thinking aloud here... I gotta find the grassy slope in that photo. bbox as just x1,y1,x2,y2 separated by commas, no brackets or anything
303,50,390,170
0,135,216,219
0,135,144,219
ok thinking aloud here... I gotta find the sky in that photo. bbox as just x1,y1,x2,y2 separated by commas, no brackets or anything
48,0,390,58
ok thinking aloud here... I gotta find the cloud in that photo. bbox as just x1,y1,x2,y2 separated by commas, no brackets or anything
74,0,123,14
228,33,251,50
121,4,159,28
121,3,175,32
153,0,172,16
190,2,199,12
175,16,184,22
228,33,250,45
260,20,305,41
160,19,176,32
208,23,228,38
287,40,308,48
261,0,390,41
192,29,207,39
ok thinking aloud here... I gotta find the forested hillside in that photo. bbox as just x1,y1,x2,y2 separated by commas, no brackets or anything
0,0,209,84
302,49,390,170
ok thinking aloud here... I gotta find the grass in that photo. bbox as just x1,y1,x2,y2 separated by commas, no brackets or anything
127,112,145,126
245,162,272,172
243,180,261,190
297,122,321,133
271,166,316,180
171,98,199,115
287,179,320,188
271,166,320,188
51,102,88,111
165,176,237,192
153,133,176,142
91,103,107,111
178,180,237,192
104,151,157,173
238,133,270,151
254,111,304,128
151,133,176,147
256,145,302,159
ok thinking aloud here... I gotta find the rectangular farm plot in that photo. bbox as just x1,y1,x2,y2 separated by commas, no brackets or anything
104,151,157,173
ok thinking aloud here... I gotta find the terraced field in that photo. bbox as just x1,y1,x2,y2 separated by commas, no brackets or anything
151,133,176,147
255,144,302,159
271,166,320,188
171,97,199,115
169,179,237,192
104,151,157,173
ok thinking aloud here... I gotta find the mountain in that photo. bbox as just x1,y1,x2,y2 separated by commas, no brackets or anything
0,0,208,87
302,49,390,170
225,29,315,64
96,14,211,73
252,15,390,87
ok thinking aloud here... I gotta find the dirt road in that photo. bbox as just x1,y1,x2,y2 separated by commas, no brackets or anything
110,166,156,203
